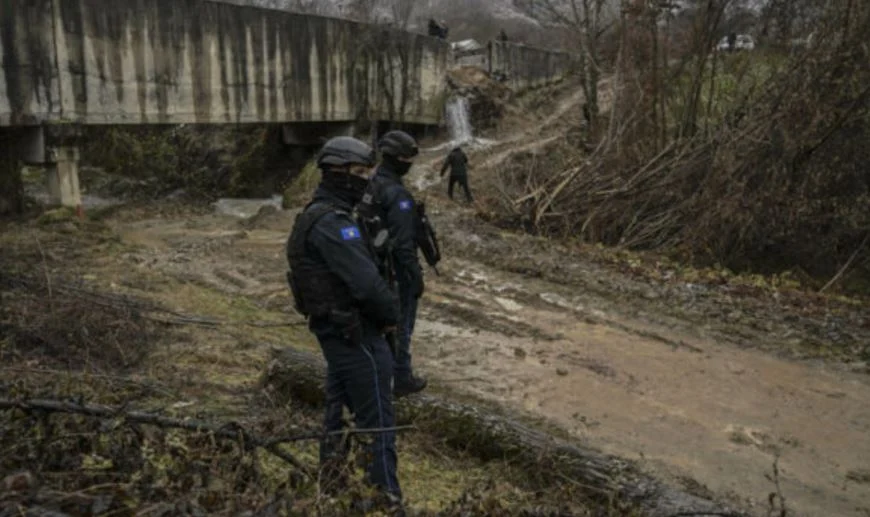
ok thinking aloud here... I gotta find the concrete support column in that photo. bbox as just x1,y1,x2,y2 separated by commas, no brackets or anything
46,146,82,209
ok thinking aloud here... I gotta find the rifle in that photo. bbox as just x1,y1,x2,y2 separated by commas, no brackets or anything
372,225,400,359
415,202,441,276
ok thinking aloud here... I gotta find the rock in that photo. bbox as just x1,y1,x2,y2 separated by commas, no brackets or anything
514,347,527,359
556,368,569,376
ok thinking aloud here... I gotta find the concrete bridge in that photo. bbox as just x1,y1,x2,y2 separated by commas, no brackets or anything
0,0,571,212
455,40,573,92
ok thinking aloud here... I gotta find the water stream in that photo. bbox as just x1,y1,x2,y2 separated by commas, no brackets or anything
446,96,474,145
424,96,497,154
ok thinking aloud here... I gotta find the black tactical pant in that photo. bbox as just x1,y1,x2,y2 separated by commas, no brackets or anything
448,174,473,202
311,319,401,500
393,273,419,383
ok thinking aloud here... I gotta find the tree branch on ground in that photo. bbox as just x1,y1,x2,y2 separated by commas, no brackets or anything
0,398,416,478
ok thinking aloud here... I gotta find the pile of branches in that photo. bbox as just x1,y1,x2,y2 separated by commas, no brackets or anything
0,390,415,516
0,272,171,371
491,2,870,278
0,394,598,517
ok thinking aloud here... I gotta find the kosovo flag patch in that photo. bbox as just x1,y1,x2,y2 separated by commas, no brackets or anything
340,226,362,241
399,200,413,212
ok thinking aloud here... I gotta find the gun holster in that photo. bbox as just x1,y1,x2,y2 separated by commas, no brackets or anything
329,308,363,346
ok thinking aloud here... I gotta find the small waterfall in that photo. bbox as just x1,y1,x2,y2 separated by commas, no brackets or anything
445,96,474,145
420,94,497,158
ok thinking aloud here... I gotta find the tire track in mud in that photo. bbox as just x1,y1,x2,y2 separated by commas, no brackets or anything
414,254,870,517
402,80,870,516
113,203,870,517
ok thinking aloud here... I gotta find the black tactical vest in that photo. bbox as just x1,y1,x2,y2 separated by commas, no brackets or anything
285,203,354,319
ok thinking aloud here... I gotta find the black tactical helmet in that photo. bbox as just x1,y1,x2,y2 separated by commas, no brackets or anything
317,136,376,168
378,130,419,159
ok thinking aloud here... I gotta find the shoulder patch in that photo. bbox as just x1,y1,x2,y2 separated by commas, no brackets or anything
398,200,413,212
340,226,362,241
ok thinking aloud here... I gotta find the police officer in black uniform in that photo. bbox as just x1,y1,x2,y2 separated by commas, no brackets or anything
285,136,404,511
366,130,428,397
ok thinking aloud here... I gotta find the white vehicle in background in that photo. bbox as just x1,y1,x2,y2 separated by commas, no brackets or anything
716,34,756,52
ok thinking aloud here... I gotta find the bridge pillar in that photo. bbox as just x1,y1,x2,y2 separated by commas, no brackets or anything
19,126,84,211
46,147,82,210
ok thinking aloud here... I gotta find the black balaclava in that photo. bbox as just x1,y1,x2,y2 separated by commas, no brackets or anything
321,169,369,205
382,154,412,176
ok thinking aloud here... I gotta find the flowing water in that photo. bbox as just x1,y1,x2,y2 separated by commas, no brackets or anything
446,96,474,144
425,96,497,154
213,195,284,219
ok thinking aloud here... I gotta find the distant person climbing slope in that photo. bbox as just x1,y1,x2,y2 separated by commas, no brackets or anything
440,146,474,203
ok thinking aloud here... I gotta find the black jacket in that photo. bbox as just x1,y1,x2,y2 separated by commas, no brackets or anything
302,187,399,328
369,165,423,287
440,148,469,178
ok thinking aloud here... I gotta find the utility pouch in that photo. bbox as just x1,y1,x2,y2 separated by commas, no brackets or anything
329,308,363,346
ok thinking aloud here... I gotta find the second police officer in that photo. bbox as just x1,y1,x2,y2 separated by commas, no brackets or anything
363,130,428,398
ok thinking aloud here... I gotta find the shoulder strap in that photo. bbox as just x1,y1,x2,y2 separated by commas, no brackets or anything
287,202,345,265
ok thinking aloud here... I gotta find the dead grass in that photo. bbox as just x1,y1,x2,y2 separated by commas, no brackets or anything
0,210,617,516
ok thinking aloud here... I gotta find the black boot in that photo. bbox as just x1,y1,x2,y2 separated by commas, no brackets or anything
394,373,427,398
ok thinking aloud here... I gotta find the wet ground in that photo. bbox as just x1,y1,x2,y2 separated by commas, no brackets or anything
101,187,870,517
31,82,870,516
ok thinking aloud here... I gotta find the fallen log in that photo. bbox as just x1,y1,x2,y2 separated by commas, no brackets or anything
262,346,748,517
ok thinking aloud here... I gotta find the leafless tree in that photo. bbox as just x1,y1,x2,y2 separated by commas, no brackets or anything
345,0,379,22
390,0,417,28
528,0,619,128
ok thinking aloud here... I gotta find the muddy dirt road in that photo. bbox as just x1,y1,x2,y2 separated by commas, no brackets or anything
415,210,870,517
96,83,870,516
404,96,870,515
109,191,870,517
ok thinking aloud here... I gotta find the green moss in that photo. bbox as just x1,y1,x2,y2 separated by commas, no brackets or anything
282,160,319,209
